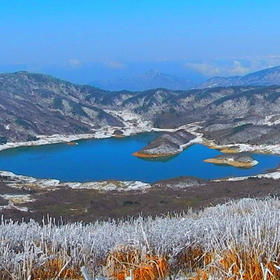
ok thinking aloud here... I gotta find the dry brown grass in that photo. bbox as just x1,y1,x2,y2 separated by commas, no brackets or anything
191,248,280,280
175,246,213,273
106,245,169,280
0,271,11,280
1,247,280,280
2,198,280,280
31,258,83,280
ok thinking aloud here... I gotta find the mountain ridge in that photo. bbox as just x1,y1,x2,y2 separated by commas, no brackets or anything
200,65,280,88
1,71,280,148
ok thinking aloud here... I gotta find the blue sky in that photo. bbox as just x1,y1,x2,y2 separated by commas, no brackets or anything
1,0,280,82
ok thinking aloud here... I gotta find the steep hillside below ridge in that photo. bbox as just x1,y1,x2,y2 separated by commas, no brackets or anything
200,65,280,88
0,71,126,142
202,123,280,146
1,71,280,152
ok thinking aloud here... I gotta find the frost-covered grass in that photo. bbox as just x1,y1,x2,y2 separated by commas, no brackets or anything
1,198,280,279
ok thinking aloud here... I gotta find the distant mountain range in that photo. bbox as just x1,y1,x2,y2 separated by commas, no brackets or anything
199,66,280,88
1,71,280,147
92,66,280,91
92,70,197,91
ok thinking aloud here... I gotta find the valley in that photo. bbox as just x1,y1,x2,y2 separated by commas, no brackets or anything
1,71,280,222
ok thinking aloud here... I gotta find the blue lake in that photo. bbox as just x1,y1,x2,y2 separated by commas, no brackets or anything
0,133,279,183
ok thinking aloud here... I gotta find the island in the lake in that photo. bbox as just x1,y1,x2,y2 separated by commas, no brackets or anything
204,153,258,168
133,130,196,158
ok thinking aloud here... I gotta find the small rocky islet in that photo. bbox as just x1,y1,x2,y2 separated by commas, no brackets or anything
204,153,258,168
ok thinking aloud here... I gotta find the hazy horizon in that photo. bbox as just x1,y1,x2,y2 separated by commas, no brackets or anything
1,0,280,85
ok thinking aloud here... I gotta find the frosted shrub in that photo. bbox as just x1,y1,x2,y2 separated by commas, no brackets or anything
0,198,280,279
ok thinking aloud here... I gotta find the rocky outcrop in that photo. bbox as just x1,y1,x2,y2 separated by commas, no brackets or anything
202,124,280,146
204,153,258,168
153,176,207,189
133,130,196,158
113,129,125,138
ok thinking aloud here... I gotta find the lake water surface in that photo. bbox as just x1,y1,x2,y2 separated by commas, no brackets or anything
0,133,279,183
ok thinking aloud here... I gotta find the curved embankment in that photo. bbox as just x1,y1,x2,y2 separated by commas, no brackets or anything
133,151,178,158
204,153,258,168
133,129,197,159
65,141,78,146
205,143,239,154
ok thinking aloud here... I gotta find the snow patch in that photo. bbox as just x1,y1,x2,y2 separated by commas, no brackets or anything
0,194,34,204
65,180,151,192
219,169,280,182
0,170,151,192
263,114,280,126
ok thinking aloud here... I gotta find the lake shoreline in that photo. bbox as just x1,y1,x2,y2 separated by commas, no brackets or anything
0,123,201,152
1,123,280,156
1,156,280,193
1,170,280,223
0,122,280,185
